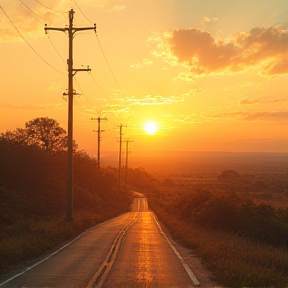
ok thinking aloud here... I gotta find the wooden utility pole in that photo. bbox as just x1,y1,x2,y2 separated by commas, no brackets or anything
125,139,133,190
92,117,107,168
45,9,96,220
118,124,127,191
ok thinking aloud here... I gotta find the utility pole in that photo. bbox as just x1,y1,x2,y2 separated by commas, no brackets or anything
92,117,107,168
45,9,96,221
118,124,127,191
125,139,133,190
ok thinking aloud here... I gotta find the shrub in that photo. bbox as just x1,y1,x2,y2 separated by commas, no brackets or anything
168,191,288,248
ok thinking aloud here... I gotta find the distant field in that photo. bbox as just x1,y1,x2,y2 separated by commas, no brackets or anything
138,152,288,287
102,150,288,174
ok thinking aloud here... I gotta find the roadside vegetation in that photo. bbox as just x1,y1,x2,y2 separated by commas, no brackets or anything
133,169,288,287
0,118,132,271
1,117,288,287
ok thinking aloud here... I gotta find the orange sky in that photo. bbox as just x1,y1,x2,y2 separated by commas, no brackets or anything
0,0,288,156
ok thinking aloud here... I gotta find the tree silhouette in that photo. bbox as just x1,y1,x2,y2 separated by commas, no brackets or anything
0,117,73,153
25,117,68,152
0,128,28,145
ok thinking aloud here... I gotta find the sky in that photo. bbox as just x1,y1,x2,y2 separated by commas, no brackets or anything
0,0,288,156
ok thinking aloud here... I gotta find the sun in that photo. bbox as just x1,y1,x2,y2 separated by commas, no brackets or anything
144,121,158,135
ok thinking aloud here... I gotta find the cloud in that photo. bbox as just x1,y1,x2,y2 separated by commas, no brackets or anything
151,26,288,77
85,0,125,11
130,58,153,69
239,98,260,105
174,110,288,124
1,102,66,110
99,104,134,119
119,95,178,105
214,110,288,122
0,1,66,42
117,90,202,106
174,114,202,124
201,16,218,26
239,97,287,105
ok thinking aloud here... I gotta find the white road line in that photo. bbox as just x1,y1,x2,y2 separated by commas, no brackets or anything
0,230,86,286
0,214,131,286
153,213,201,286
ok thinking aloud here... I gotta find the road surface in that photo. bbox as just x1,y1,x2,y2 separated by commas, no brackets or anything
1,195,201,288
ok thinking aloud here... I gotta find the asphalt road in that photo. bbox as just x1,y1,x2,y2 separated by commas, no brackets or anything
1,196,199,288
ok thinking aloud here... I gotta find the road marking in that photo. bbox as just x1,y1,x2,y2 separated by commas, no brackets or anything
86,213,138,288
0,213,131,287
0,229,88,287
153,213,201,286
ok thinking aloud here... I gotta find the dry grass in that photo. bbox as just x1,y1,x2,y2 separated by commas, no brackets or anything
146,184,288,287
156,209,288,287
0,213,106,270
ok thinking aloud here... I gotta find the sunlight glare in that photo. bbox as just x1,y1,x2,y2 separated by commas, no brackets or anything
144,121,158,135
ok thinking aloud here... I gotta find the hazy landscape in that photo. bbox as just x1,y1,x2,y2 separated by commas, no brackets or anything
1,131,288,286
1,0,288,286
102,150,288,175
135,151,288,287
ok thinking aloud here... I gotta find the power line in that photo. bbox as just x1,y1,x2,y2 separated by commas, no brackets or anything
47,34,67,66
0,5,66,75
95,33,124,97
34,0,67,14
118,123,127,191
124,139,133,189
72,0,125,100
18,0,46,22
73,0,93,24
74,76,95,108
91,117,108,168
45,9,96,220
90,73,110,100
18,1,67,70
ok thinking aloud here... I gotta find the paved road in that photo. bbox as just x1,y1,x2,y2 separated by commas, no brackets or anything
102,211,197,287
1,196,199,288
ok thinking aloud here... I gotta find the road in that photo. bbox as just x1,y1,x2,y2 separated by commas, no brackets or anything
1,196,201,288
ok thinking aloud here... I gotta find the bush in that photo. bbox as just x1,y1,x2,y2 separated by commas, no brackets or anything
0,140,132,271
168,190,288,247
150,199,288,288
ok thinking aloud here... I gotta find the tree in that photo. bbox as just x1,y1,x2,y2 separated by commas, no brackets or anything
25,117,68,152
0,128,28,145
217,170,240,182
162,178,175,187
0,117,73,153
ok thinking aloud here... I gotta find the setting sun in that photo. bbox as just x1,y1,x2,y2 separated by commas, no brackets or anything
144,121,158,135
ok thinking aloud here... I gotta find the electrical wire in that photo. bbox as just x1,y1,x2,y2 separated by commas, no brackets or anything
34,0,67,14
73,0,93,24
18,0,67,71
18,0,46,22
90,73,110,101
74,76,95,108
0,5,66,75
95,33,125,98
47,34,67,67
72,0,125,99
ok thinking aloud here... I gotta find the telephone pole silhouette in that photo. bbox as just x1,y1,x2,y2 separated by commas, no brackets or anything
118,124,127,191
45,9,96,220
92,117,107,168
125,139,133,190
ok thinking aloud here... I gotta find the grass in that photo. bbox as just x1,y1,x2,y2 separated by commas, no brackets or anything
155,208,288,287
144,184,288,288
0,213,106,271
